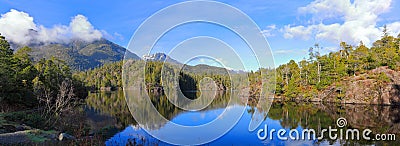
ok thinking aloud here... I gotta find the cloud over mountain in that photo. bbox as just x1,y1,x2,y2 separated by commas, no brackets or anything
0,9,103,44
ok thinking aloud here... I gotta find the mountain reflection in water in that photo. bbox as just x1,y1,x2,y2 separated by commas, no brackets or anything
84,90,400,145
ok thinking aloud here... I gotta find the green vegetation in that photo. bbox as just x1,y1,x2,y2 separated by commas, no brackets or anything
74,28,400,103
85,91,136,128
74,61,123,90
0,35,37,106
1,25,400,144
26,130,57,143
1,33,86,111
274,28,400,101
3,111,45,129
74,60,233,97
0,33,89,143
13,38,140,71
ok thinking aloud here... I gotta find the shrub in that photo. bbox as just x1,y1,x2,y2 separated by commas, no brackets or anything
4,111,45,129
377,72,391,83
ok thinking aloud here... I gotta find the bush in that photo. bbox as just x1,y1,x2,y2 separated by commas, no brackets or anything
377,72,391,83
4,111,46,129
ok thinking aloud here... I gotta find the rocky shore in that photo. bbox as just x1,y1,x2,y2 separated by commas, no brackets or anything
313,66,400,105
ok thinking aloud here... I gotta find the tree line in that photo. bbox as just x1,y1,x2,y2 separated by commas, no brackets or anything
73,60,232,96
59,27,400,102
73,27,400,101
274,26,400,100
0,33,86,119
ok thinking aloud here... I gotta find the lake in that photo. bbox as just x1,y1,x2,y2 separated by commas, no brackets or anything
84,90,400,145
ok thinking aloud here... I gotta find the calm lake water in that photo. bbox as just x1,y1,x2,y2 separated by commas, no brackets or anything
84,90,400,145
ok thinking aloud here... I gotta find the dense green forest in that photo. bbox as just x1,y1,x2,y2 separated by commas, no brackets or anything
74,27,400,102
73,60,233,95
0,33,87,126
2,27,400,106
11,38,140,71
274,27,400,101
1,26,400,144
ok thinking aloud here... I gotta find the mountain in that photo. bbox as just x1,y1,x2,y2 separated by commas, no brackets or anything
11,38,140,70
142,53,245,74
10,38,243,73
142,53,181,64
181,64,228,75
178,64,246,75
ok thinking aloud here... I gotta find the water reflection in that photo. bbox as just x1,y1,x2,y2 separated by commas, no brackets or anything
85,91,400,145
86,91,136,128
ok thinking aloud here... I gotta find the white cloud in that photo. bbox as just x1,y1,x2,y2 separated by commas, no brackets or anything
36,25,70,43
324,46,340,52
283,25,314,40
387,22,400,37
274,49,295,54
261,24,277,37
0,9,104,44
0,9,37,44
273,49,308,55
284,0,398,46
70,15,102,42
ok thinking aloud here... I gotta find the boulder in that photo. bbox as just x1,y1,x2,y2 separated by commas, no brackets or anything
58,133,75,141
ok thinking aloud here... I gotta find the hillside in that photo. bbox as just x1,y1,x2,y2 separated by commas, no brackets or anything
73,60,237,91
273,30,400,105
319,66,400,105
11,38,140,70
142,53,246,74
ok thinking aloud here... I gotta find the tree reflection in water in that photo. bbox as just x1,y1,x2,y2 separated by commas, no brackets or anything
86,90,400,145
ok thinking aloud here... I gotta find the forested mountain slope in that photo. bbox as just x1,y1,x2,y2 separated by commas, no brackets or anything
11,38,140,70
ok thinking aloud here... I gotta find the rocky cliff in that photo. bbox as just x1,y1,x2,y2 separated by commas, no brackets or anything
320,66,400,105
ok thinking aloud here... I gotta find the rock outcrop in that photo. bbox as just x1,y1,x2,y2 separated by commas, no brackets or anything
321,66,400,105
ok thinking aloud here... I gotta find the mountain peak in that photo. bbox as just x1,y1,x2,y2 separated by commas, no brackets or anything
142,52,181,64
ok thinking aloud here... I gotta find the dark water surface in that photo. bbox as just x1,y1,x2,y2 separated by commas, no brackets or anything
85,91,400,145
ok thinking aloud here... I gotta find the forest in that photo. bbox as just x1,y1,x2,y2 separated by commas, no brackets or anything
0,33,92,144
1,34,86,113
73,60,233,95
73,26,400,103
273,26,400,102
1,26,400,144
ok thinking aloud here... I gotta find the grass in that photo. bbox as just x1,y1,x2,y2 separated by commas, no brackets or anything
3,111,45,129
1,113,57,143
26,129,57,143
0,114,5,125
0,113,21,132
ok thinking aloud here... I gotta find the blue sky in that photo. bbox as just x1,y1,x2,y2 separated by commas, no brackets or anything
1,0,400,69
